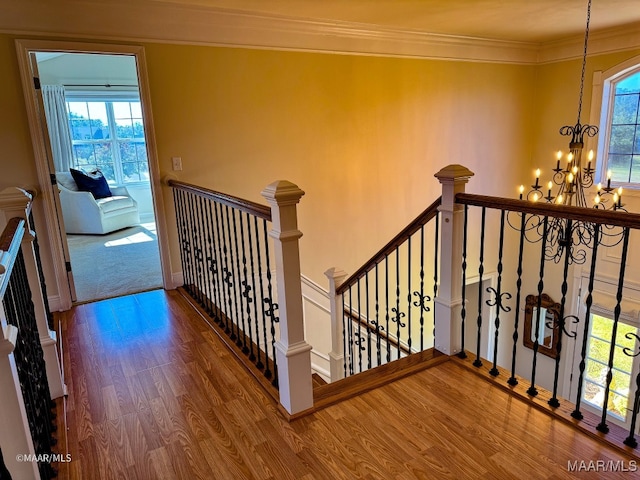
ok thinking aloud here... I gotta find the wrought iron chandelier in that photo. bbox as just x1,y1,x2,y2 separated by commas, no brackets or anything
513,0,628,265
519,0,623,212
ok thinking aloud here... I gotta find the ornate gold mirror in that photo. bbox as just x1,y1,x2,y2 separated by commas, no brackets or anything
523,293,561,359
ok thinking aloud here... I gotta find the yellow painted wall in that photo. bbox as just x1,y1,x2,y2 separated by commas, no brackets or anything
144,43,535,285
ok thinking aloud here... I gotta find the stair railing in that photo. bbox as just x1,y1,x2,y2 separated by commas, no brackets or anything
0,187,65,480
167,179,313,415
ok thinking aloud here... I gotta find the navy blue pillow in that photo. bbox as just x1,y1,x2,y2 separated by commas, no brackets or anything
69,168,112,199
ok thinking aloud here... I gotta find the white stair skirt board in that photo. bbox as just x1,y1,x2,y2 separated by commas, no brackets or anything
67,221,162,302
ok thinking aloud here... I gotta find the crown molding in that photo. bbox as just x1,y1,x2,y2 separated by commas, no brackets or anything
0,0,639,65
538,21,640,64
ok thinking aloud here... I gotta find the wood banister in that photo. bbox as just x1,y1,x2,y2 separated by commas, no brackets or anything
456,193,640,228
337,197,441,294
168,179,272,221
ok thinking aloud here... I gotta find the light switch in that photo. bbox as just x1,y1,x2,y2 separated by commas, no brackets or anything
172,156,183,171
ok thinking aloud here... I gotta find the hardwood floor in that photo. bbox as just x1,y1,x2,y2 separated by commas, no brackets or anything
54,289,637,479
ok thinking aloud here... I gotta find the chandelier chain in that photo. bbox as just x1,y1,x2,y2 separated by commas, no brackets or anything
577,0,592,124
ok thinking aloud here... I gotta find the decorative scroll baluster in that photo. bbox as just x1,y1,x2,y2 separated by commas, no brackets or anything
348,286,354,375
214,202,230,333
527,216,549,397
488,210,510,377
365,272,371,370
207,201,223,325
356,278,363,372
188,191,204,305
254,216,267,370
238,213,252,354
473,207,486,368
572,224,600,419
385,256,390,362
394,246,403,359
202,198,217,318
458,205,468,359
597,227,630,433
222,205,235,338
549,219,574,407
198,197,213,315
418,226,426,351
508,211,527,386
245,212,257,361
231,209,246,349
407,237,412,353
262,220,279,385
173,190,188,292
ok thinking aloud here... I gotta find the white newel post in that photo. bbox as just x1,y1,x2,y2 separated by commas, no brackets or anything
0,188,65,399
325,267,348,382
433,165,474,356
261,181,314,415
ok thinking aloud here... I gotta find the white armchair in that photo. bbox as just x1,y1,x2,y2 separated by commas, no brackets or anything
56,172,140,235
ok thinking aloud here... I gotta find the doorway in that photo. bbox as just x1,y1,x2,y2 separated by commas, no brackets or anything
16,40,171,309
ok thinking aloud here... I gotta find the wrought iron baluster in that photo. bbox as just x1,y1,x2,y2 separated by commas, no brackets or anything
197,196,214,315
188,191,204,305
459,205,468,359
385,255,390,362
173,189,189,292
238,212,253,355
342,288,348,377
433,214,439,339
528,216,550,397
245,212,258,361
407,236,412,353
474,207,486,368
375,263,382,366
178,190,194,295
394,246,403,359
223,205,240,342
207,200,223,326
597,227,630,434
231,208,246,349
489,209,510,377
253,216,267,370
549,219,574,407
365,272,371,370
214,201,230,333
262,219,279,384
348,286,355,375
508,211,527,386
357,278,363,373
571,223,600,420
419,225,426,352
203,198,218,319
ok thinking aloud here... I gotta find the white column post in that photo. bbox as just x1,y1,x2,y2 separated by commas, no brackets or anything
433,165,474,356
0,188,65,398
261,181,313,415
0,305,40,479
324,267,348,382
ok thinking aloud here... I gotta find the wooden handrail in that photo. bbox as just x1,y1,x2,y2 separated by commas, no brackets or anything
344,307,412,355
337,197,442,294
168,179,272,221
0,218,25,297
456,193,640,229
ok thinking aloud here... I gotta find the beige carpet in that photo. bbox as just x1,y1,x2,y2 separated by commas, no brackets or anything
67,222,162,303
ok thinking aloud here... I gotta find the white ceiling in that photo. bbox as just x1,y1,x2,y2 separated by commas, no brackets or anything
151,0,640,43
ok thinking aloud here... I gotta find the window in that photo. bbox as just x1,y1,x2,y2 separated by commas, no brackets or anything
66,94,148,185
597,64,640,187
582,313,639,427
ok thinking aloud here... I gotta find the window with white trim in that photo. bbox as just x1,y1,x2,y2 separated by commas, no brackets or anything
66,92,148,186
597,67,640,186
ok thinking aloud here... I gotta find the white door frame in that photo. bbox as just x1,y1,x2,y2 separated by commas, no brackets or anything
15,39,172,310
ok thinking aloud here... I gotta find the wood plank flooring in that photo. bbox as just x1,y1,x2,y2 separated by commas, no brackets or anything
53,289,637,479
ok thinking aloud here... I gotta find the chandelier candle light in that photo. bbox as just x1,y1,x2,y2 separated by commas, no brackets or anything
518,0,624,212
